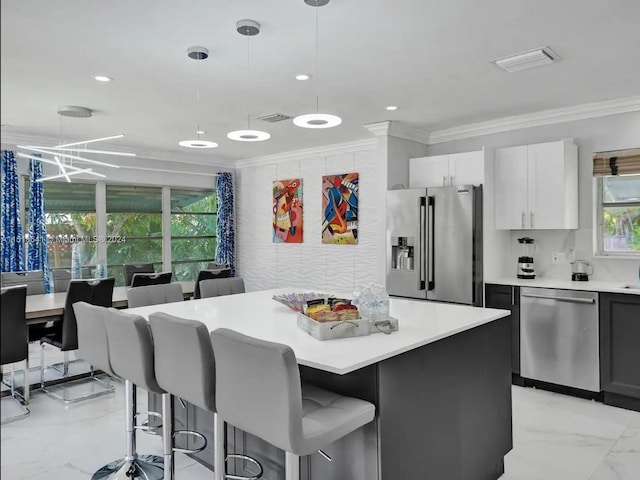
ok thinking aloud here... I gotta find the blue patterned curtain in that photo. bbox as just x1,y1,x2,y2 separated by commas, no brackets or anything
27,157,51,292
214,172,236,275
1,150,25,272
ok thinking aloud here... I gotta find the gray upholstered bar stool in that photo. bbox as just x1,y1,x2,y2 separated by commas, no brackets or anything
126,283,184,308
211,328,376,480
198,277,245,299
149,313,263,480
1,285,30,424
101,307,166,480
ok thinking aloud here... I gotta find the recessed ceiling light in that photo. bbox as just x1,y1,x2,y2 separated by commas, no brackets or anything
295,74,311,81
178,140,218,149
493,46,558,73
93,75,113,82
293,113,342,129
385,105,398,111
227,130,271,142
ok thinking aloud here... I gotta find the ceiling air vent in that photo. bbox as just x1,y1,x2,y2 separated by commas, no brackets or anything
493,46,558,73
256,113,292,123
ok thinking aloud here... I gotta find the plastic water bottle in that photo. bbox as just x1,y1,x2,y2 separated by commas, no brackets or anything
96,263,106,279
71,244,82,279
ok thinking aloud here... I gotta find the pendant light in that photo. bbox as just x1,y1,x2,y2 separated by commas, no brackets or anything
179,46,218,149
293,0,341,129
17,106,132,182
227,19,270,142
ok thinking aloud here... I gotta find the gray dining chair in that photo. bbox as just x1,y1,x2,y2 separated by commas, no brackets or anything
193,269,232,299
1,270,45,295
1,285,30,424
126,283,184,308
52,267,92,293
198,277,245,299
211,328,376,480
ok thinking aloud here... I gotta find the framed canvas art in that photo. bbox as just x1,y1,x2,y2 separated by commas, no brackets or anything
273,178,303,243
322,172,358,244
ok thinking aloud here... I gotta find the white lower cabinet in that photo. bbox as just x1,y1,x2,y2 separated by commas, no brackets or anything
494,139,578,230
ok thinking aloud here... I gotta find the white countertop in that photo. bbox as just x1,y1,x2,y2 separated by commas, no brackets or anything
486,277,640,295
126,288,510,375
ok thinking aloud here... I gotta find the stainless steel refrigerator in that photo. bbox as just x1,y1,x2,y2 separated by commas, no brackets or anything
386,186,483,306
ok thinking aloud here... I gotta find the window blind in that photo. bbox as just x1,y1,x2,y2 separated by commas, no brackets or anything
593,148,640,176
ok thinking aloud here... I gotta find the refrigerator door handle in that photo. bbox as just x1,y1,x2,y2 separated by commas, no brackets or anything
419,197,427,290
427,196,435,290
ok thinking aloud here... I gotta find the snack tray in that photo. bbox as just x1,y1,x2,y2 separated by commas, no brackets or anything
296,313,370,341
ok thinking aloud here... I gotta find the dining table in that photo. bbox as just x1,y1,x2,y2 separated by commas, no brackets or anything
24,281,194,324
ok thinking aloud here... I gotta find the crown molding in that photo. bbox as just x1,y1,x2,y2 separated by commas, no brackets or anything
235,138,377,169
428,95,640,144
0,131,234,169
364,121,430,144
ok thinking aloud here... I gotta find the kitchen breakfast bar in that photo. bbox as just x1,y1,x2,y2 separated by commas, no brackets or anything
128,289,512,480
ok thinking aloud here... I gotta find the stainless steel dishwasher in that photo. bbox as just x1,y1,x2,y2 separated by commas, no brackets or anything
520,287,600,392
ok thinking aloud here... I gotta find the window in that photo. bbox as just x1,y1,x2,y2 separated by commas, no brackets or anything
42,182,97,271
106,185,162,285
596,175,640,256
170,189,216,281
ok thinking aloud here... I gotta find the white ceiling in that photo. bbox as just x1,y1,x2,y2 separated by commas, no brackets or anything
2,0,640,165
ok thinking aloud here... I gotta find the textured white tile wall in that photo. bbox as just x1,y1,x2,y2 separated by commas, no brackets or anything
236,146,383,293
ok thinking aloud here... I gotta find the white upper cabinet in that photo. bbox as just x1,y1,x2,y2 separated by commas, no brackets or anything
494,140,578,230
409,151,484,188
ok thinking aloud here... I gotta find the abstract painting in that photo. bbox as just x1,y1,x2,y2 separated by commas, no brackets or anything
322,172,358,244
273,178,303,243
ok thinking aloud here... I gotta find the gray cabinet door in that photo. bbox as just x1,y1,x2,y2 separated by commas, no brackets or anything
485,284,520,375
600,293,640,402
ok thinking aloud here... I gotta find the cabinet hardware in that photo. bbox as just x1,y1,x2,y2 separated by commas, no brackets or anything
530,211,534,228
442,175,447,186
511,287,515,306
449,175,454,186
521,293,595,304
522,211,525,229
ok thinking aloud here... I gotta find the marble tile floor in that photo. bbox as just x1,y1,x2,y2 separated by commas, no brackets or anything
1,381,639,480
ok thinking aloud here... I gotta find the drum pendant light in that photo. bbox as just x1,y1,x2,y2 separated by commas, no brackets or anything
227,19,271,142
293,0,341,129
179,46,218,149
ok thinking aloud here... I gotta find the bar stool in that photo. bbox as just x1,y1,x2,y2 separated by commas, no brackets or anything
149,313,263,480
126,283,184,308
198,277,245,299
101,307,166,480
211,328,376,480
40,278,115,403
1,285,30,424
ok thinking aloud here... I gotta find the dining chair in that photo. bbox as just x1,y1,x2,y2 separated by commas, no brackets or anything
1,270,46,295
52,267,92,293
1,285,30,424
206,262,229,270
124,263,155,286
130,272,173,288
126,283,184,308
211,328,376,480
198,277,245,299
193,269,232,299
40,277,115,403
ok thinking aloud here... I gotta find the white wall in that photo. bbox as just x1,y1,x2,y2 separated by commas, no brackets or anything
235,144,383,293
426,111,640,282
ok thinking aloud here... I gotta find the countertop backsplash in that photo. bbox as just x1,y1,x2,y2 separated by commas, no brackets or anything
508,229,640,283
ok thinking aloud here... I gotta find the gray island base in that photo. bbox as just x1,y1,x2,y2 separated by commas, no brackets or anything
149,315,512,479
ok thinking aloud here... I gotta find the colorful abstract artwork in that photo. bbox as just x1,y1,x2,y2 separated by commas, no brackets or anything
322,172,358,244
273,178,303,243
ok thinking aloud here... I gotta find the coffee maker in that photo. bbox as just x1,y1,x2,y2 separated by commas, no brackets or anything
517,237,536,279
571,259,593,281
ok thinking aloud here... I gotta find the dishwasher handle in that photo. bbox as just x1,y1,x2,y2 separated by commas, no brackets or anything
521,293,595,304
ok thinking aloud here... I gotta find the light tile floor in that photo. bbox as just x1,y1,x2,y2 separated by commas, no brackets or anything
2,374,639,479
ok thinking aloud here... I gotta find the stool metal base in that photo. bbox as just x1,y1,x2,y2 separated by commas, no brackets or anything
92,455,164,480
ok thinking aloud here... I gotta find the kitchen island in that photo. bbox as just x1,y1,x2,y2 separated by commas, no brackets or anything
128,289,512,480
